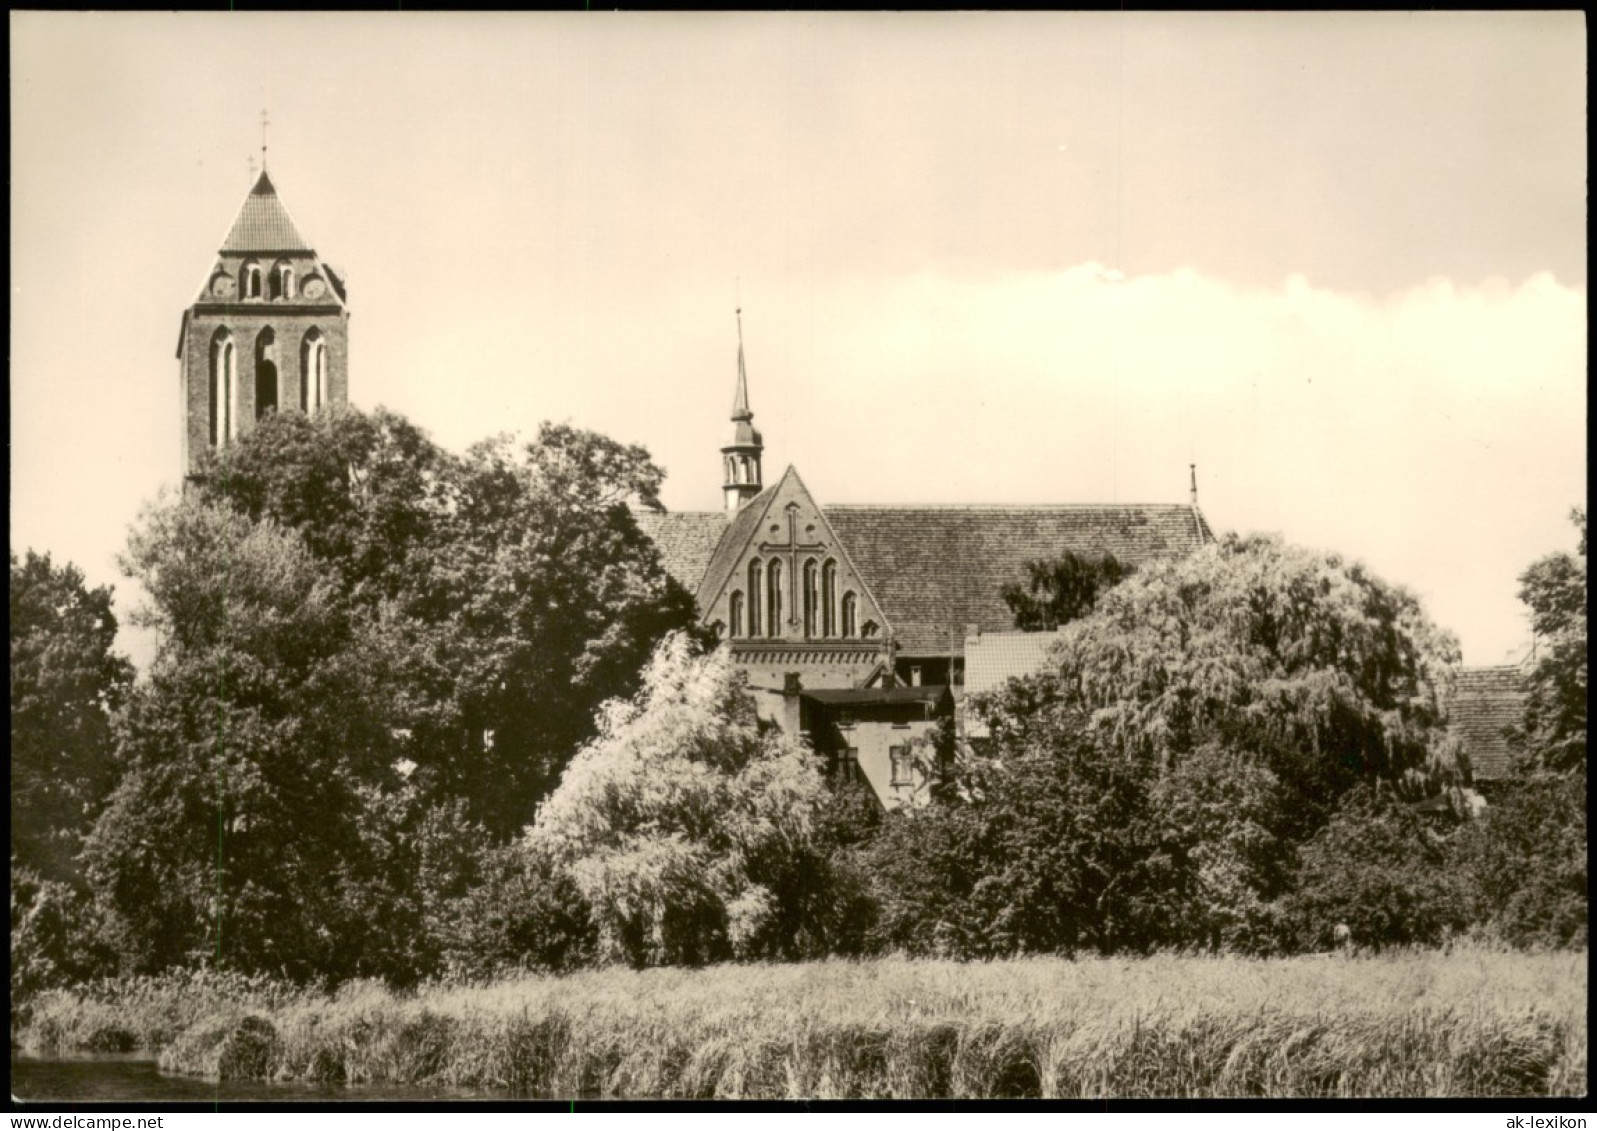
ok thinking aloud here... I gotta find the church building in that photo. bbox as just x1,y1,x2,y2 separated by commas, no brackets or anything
171,169,1213,810
177,169,350,481
635,315,1216,807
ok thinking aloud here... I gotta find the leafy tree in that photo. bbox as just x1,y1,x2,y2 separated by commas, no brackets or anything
1449,775,1586,949
1001,551,1133,631
1046,533,1462,829
10,551,134,882
1513,507,1587,777
194,408,702,835
11,864,118,1021
1283,785,1470,951
527,633,840,967
866,689,1186,958
84,502,399,979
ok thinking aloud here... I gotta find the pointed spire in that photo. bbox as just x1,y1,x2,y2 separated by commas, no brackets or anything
732,306,753,421
220,168,310,252
1189,463,1199,505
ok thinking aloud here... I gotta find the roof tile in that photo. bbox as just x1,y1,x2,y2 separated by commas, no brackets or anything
1447,665,1526,781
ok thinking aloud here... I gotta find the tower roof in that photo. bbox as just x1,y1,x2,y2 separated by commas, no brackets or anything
731,308,753,422
220,170,312,253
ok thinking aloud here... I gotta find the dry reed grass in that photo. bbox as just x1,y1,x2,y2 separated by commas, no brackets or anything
20,947,1586,1098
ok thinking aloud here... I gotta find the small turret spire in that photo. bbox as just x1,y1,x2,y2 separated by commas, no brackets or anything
1189,463,1198,505
721,305,764,512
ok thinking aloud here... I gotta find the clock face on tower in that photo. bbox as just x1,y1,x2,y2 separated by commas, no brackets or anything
210,273,236,298
301,276,326,299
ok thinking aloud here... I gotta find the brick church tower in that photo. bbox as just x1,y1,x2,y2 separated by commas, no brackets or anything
176,169,350,481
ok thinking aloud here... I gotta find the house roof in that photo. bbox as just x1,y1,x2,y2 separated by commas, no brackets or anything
631,508,727,594
963,630,1065,697
637,500,1212,656
825,504,1213,655
803,686,951,707
1448,665,1526,782
220,171,312,253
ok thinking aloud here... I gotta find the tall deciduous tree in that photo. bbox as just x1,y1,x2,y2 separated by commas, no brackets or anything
1514,507,1587,777
85,502,399,978
10,551,134,882
1041,532,1461,825
527,634,841,967
192,408,702,836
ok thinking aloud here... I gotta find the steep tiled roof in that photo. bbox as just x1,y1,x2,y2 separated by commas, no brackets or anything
220,171,312,252
1448,666,1526,782
631,509,728,594
824,504,1213,655
963,630,1065,697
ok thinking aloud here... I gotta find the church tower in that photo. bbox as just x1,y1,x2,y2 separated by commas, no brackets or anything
721,308,764,511
177,168,350,482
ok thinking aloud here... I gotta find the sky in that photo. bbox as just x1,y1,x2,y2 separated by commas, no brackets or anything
10,12,1587,669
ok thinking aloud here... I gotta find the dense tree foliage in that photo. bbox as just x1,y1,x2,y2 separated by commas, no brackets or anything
1001,551,1132,631
189,407,702,836
865,699,1183,957
1283,786,1470,951
528,634,850,967
11,551,134,882
1513,507,1587,778
1048,532,1462,827
1448,775,1586,948
85,503,398,979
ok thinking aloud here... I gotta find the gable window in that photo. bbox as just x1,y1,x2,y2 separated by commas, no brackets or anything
729,591,744,639
243,262,262,299
841,591,857,638
767,559,783,638
747,561,762,637
822,560,837,637
890,745,914,786
802,559,819,638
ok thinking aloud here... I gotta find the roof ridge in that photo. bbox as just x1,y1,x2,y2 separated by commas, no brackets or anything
822,502,1195,511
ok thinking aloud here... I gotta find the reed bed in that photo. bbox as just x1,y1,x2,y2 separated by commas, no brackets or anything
19,948,1586,1098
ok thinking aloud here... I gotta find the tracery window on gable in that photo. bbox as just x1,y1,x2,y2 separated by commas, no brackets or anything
841,591,857,638
747,561,763,637
729,590,744,639
767,558,783,638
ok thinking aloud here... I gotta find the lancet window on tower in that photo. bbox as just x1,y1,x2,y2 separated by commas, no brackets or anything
243,261,263,300
208,330,236,448
269,262,295,301
254,328,278,419
300,329,328,412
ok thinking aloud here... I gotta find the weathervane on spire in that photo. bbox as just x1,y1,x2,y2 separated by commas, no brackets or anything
260,109,271,171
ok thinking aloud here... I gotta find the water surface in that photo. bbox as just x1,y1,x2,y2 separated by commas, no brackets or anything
10,1053,505,1103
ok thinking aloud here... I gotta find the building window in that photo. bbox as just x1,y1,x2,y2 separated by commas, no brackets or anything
747,560,762,637
254,327,278,420
909,666,922,687
838,747,863,786
841,591,857,638
890,745,914,786
767,558,783,638
208,331,235,448
301,329,327,411
822,560,837,637
269,262,294,300
729,591,744,639
803,559,819,638
243,262,262,299
862,620,880,638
